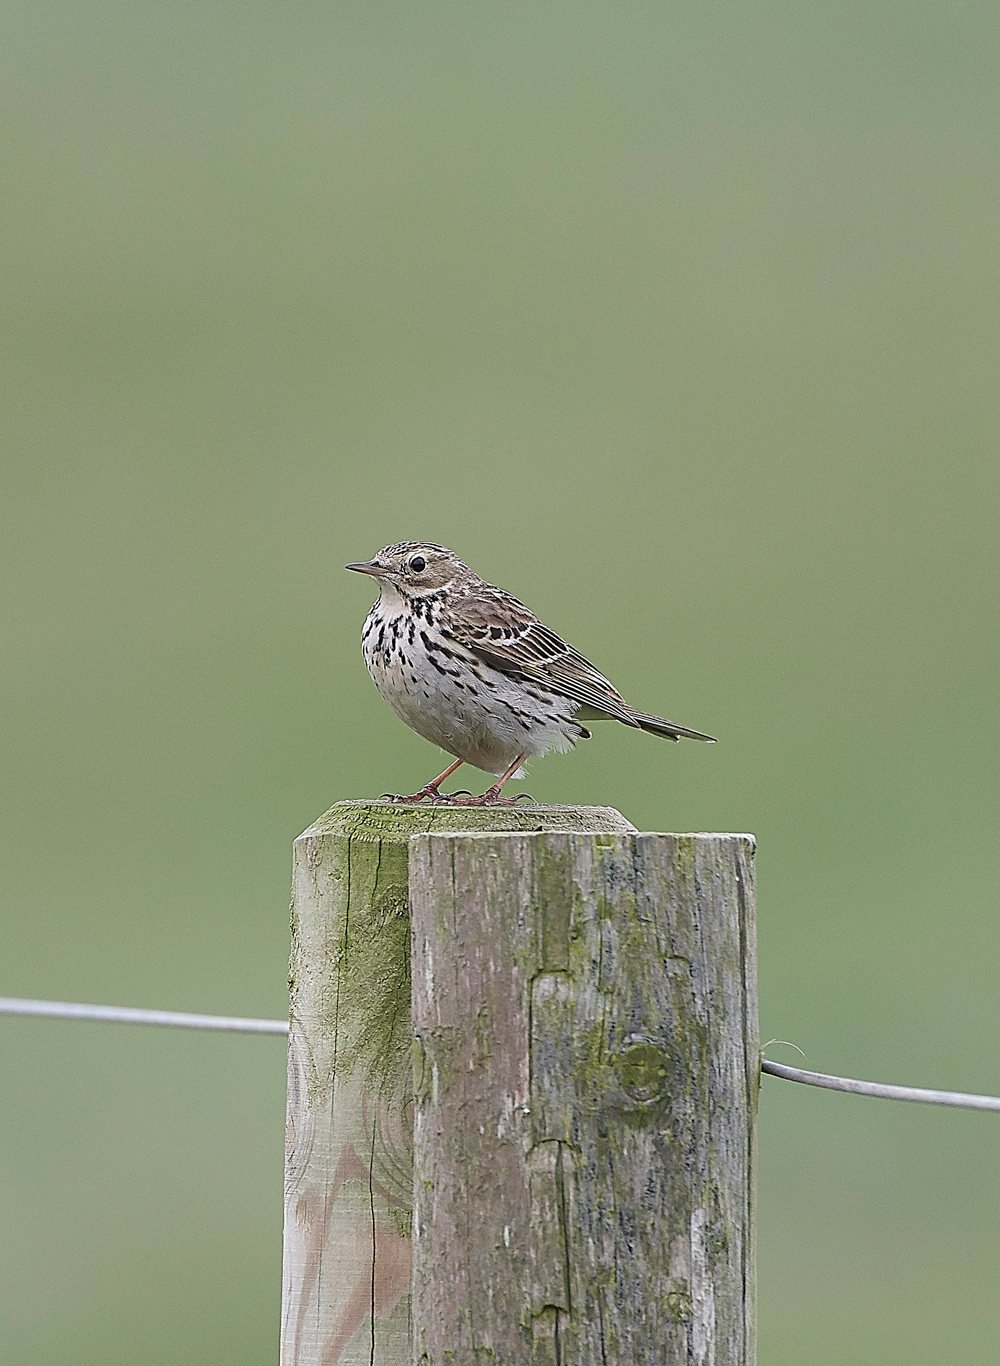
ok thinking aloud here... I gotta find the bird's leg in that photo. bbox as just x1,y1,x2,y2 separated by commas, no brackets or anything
447,754,528,806
382,757,466,804
482,753,529,803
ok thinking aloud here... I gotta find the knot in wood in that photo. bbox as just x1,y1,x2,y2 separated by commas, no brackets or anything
618,1038,671,1106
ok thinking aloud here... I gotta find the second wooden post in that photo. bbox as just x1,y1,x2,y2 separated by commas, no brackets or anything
409,830,758,1366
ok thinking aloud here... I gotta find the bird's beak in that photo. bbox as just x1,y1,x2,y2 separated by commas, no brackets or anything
345,561,383,576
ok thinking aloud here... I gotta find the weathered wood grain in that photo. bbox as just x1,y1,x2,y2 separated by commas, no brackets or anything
281,801,635,1366
409,831,758,1366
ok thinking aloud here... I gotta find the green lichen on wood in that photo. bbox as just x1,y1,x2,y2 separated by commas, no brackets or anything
301,799,636,845
337,879,411,1095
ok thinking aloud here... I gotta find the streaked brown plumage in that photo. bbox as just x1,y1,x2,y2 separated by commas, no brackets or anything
347,542,714,804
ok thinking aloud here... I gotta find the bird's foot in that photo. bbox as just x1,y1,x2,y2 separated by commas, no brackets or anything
444,788,535,806
381,785,477,804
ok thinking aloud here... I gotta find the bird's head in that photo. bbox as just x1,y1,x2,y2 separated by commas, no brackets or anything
346,542,475,597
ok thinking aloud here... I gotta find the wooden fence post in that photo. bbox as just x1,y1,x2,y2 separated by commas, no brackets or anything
409,831,758,1366
280,801,636,1366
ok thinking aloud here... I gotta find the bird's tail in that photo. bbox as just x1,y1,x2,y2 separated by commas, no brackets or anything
628,710,716,743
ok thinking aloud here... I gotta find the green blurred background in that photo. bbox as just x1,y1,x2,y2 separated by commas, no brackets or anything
2,0,998,1360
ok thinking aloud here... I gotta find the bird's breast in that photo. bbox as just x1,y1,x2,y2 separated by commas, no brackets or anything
359,601,585,772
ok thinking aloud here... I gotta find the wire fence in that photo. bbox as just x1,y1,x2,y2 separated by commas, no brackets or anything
0,995,288,1035
759,1057,1000,1112
2,995,998,1112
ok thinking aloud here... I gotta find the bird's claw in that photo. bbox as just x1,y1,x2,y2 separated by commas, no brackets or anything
379,787,533,806
381,787,480,804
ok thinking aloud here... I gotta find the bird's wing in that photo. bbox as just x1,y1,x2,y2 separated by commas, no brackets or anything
443,590,642,727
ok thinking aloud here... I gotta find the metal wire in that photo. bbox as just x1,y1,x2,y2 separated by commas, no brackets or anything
0,997,288,1035
761,1058,1000,1112
2,997,999,1110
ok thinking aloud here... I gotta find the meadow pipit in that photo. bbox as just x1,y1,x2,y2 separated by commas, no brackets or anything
347,542,715,804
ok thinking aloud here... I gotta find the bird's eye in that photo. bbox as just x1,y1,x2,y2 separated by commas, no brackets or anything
410,556,426,573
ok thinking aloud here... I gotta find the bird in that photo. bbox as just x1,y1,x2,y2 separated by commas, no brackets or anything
346,542,715,805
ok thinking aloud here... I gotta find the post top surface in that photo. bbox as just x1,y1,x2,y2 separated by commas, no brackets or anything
298,799,637,844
